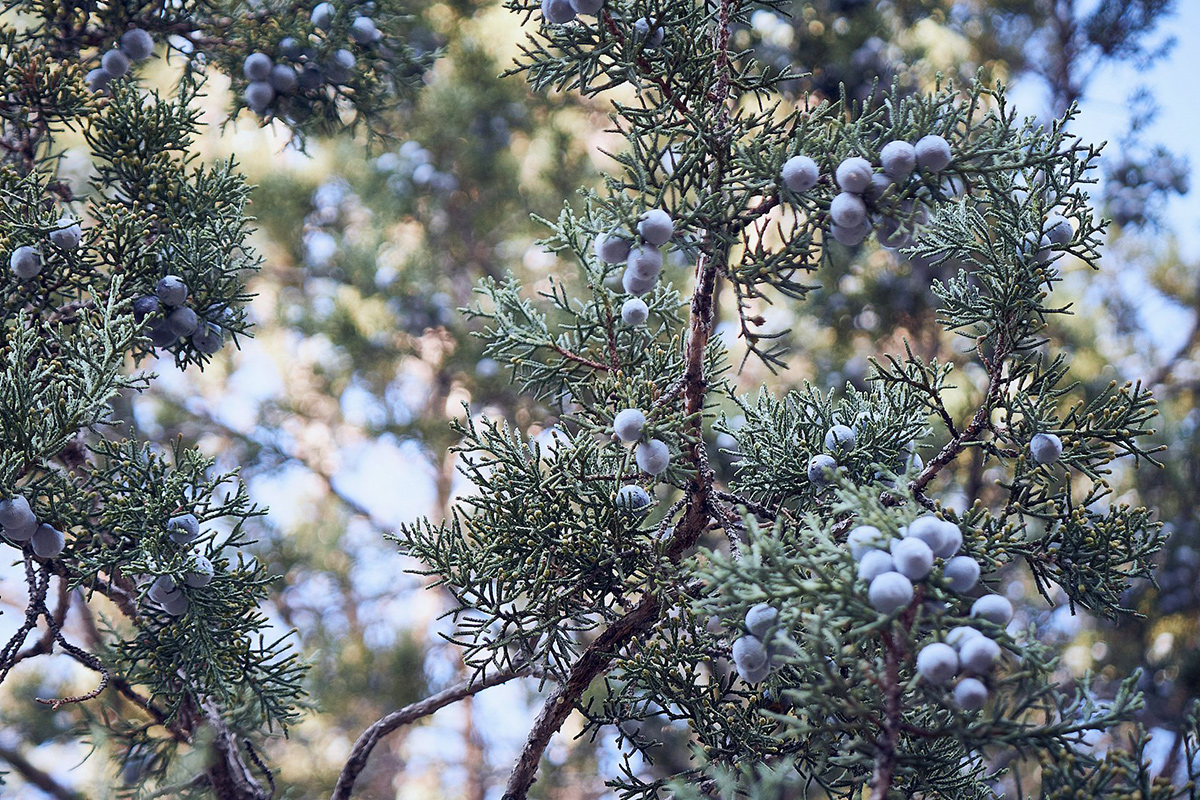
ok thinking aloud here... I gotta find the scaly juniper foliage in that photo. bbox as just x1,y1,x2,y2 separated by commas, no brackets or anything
0,1,430,797
388,1,1198,798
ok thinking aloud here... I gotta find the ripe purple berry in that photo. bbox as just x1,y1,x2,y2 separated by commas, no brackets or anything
627,244,663,280
49,217,82,250
620,297,649,325
245,81,275,114
166,306,199,337
10,245,42,280
633,18,664,47
616,484,652,514
569,0,605,14
830,192,867,228
594,232,631,264
731,635,768,672
31,524,65,558
155,275,188,306
101,49,131,79
959,635,1000,673
349,16,379,44
185,555,215,588
824,424,855,454
192,322,224,354
167,513,200,544
542,0,577,24
807,454,837,485
311,2,335,30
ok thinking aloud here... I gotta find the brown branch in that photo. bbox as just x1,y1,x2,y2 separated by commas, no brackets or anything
332,667,528,800
0,741,86,800
869,630,903,800
498,1,738,796
550,342,611,372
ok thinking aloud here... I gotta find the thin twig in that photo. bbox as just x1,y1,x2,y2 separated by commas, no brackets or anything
332,666,529,800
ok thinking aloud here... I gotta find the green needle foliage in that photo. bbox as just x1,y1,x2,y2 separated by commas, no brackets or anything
394,1,1190,797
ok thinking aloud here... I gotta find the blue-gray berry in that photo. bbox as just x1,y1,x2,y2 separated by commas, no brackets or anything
847,525,886,560
635,439,670,475
594,232,631,264
824,424,855,454
835,156,873,194
613,408,646,442
806,454,837,485
270,64,298,93
167,513,200,544
1029,432,1063,464
943,555,980,593
633,18,664,47
620,297,649,326
970,594,1013,626
120,28,155,61
731,634,768,671
880,140,916,180
279,37,305,61
11,245,42,280
615,484,652,514
891,537,934,581
622,267,657,296
185,555,215,588
86,68,112,93
101,49,131,79
959,635,1000,673
857,548,895,582
31,524,65,558
0,496,35,531
311,2,335,30
954,677,988,710
626,244,663,280
350,16,379,43
569,0,604,13
781,155,819,192
542,0,576,23
744,604,778,638
868,571,913,613
155,275,188,306
148,320,177,348
914,135,952,172
830,192,867,228
192,322,224,354
50,217,82,250
916,642,958,684
245,81,275,114
166,306,199,337
830,218,871,246
637,209,673,246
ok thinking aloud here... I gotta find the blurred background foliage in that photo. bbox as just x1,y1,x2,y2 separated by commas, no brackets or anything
1,0,1196,797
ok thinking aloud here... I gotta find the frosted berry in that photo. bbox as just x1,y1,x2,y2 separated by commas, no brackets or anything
914,135,953,172
1029,432,1063,465
627,244,663,279
148,575,181,605
633,18,664,47
970,594,1013,626
311,2,335,30
349,16,379,44
0,496,36,531
569,0,605,14
167,513,200,544
846,525,887,560
120,28,155,62
905,515,952,556
806,454,837,485
830,218,871,246
916,642,959,684
594,232,631,264
637,209,673,246
101,49,131,79
959,635,1000,673
192,322,224,354
86,68,112,93
620,297,649,326
954,677,988,710
245,81,275,114
943,555,981,593
184,555,215,588
731,635,768,672
745,604,778,638
542,0,577,24
615,484,652,514
880,140,917,180
155,275,188,307
613,408,647,442
868,571,914,613
932,521,962,559
50,217,82,250
781,155,819,193
10,245,42,280
1044,215,1073,246
621,267,657,296
863,172,894,204
946,625,982,650
823,424,855,454
1020,231,1052,264
270,64,298,93
3,516,35,542
891,537,934,581
31,524,65,558
857,549,895,582
166,306,199,337
163,593,190,616
835,156,873,194
829,192,867,228
635,439,670,475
